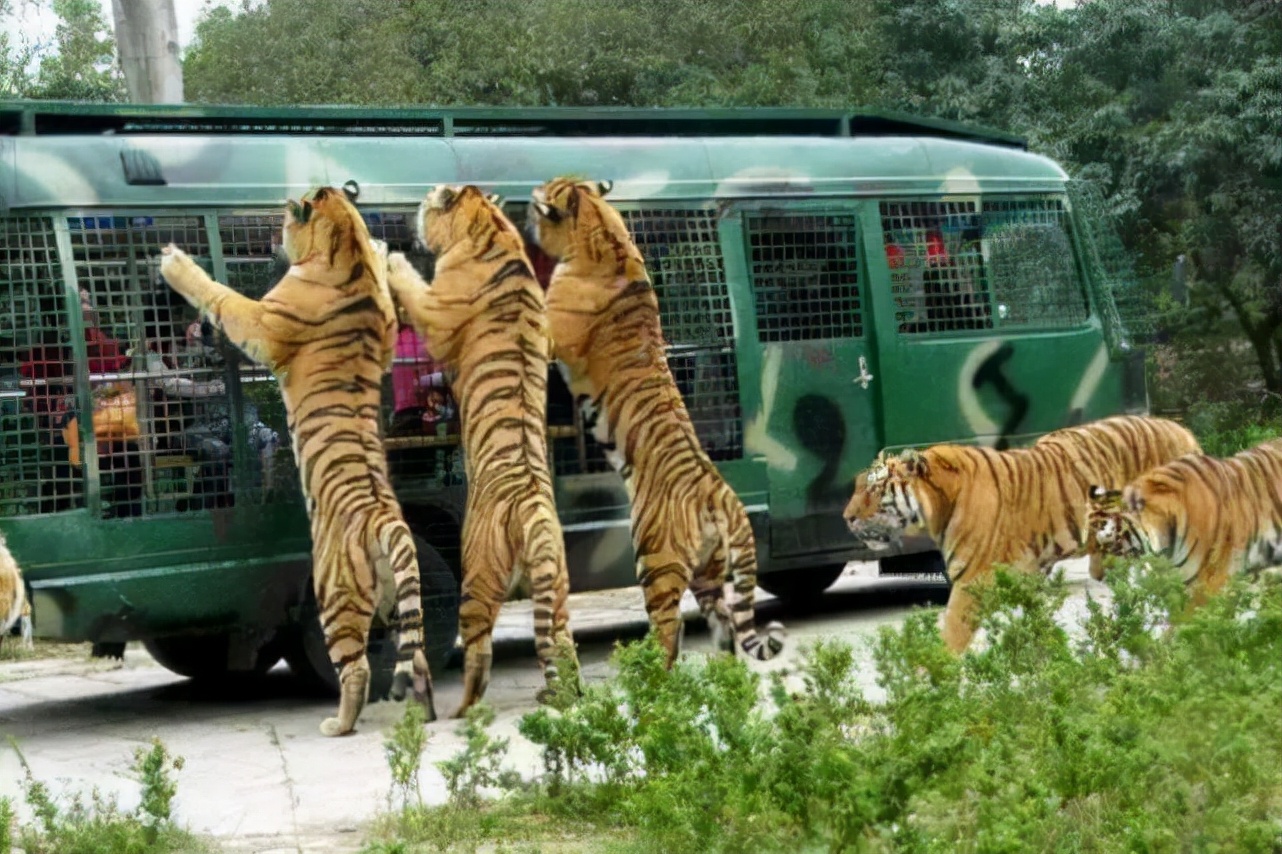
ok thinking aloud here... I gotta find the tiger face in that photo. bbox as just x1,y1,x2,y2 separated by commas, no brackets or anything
1087,484,1149,558
526,177,617,261
843,454,903,551
415,184,507,258
282,185,372,269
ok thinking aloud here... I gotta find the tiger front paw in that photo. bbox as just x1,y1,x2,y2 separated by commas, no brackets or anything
159,244,193,279
385,252,418,290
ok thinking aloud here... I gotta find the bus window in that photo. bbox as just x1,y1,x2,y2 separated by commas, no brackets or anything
745,212,863,342
5,216,85,516
981,199,1088,328
880,200,992,335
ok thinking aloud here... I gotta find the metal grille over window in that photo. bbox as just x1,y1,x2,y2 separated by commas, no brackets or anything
622,208,742,463
881,201,992,335
1066,179,1149,349
982,199,1088,328
745,213,862,342
66,214,246,518
1,217,83,516
217,211,295,505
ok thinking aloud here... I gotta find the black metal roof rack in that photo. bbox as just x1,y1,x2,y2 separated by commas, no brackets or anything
0,101,1026,149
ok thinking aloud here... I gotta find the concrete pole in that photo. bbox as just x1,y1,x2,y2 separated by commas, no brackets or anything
110,0,184,103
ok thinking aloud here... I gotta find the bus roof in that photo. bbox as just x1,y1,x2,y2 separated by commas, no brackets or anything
0,101,1069,208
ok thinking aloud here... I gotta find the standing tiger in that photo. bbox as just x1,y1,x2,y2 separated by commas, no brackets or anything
0,530,33,653
527,176,784,667
1088,437,1282,603
843,415,1201,652
159,186,434,736
384,184,580,717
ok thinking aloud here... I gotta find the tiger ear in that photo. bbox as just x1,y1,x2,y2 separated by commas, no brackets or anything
900,448,928,478
485,192,503,206
596,180,613,197
1089,485,1107,501
532,201,562,223
342,180,360,203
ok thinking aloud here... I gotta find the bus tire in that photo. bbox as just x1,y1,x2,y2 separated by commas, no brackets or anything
143,631,284,682
877,550,948,579
757,563,846,607
281,533,460,697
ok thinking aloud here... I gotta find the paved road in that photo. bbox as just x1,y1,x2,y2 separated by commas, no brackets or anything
0,561,1096,853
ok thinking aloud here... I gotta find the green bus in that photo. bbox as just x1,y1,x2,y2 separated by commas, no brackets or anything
0,101,1146,691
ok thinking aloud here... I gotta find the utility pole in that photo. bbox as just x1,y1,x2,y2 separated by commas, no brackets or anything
111,0,184,103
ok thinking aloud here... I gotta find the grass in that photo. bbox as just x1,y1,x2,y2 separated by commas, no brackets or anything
0,638,91,663
366,560,1282,853
5,736,211,854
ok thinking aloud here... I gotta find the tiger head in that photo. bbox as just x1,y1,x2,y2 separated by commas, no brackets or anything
413,184,508,262
526,177,620,264
1087,484,1154,558
283,185,378,275
843,452,903,551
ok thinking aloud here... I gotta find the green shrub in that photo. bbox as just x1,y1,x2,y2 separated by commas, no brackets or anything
371,562,1282,853
8,736,207,854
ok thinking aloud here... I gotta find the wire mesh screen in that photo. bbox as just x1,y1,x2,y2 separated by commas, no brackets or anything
745,212,862,342
0,216,83,516
65,214,251,518
621,208,742,461
881,200,993,335
982,199,1088,328
366,209,466,490
1066,179,1152,348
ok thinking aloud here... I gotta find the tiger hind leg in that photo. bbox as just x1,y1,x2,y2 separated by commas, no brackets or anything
637,550,692,668
317,586,374,737
18,598,32,651
529,549,581,705
452,523,512,718
722,508,785,661
688,546,734,654
373,519,436,722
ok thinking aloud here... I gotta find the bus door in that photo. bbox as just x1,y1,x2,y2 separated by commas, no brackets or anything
721,202,884,559
865,195,1104,450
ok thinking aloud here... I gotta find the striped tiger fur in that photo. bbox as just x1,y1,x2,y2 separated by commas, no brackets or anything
384,184,580,717
842,415,1201,652
159,186,434,736
1088,437,1282,603
527,176,784,667
0,530,33,653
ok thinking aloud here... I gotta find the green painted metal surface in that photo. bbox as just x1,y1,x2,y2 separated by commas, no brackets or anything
0,101,1145,646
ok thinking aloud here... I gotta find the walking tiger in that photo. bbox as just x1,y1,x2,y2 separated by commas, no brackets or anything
159,186,434,735
1088,437,1282,603
526,176,784,667
385,184,580,717
843,415,1201,652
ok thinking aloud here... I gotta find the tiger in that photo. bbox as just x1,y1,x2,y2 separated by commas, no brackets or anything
1087,437,1282,604
526,176,784,667
842,415,1202,652
158,186,434,736
0,530,33,653
384,184,580,717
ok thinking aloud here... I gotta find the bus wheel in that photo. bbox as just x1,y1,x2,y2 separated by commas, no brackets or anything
877,550,947,579
143,631,284,682
757,563,846,607
281,534,460,698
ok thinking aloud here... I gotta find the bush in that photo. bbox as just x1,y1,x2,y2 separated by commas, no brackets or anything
8,737,207,854
371,562,1282,853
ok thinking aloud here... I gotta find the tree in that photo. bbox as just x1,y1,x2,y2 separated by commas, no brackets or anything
111,0,184,103
2,0,126,100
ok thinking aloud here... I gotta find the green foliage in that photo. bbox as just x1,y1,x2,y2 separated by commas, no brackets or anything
436,703,523,808
375,563,1282,853
8,736,207,854
2,0,126,100
384,700,431,809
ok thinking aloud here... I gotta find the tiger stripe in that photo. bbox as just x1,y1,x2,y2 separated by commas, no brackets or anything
529,176,784,667
387,184,579,718
844,415,1201,652
159,186,434,736
1089,437,1282,603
